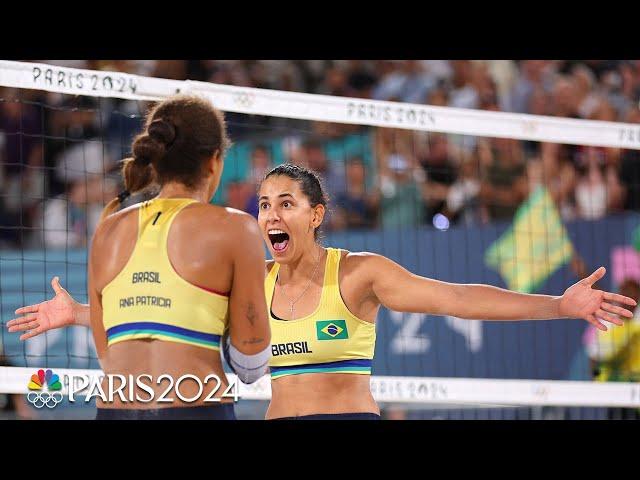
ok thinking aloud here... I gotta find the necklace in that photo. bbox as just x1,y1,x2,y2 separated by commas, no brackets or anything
277,248,323,320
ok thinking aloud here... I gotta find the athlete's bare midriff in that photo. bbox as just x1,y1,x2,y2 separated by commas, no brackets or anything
266,373,378,419
97,339,233,409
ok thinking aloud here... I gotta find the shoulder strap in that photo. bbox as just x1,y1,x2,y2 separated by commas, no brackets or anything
264,261,280,309
137,198,198,250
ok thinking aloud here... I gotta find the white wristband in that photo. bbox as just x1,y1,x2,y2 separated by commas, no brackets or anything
224,338,271,384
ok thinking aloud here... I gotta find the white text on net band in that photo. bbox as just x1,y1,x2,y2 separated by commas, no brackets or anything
0,60,639,150
1,367,638,408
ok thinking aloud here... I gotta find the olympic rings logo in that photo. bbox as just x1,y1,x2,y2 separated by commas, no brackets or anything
233,91,255,108
26,391,63,409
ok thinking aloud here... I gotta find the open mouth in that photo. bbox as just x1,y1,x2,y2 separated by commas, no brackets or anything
268,229,290,253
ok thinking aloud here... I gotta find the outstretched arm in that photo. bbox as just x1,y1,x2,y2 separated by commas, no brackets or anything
6,276,90,340
362,254,636,331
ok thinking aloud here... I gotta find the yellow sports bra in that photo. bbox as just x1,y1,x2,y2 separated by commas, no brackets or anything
101,198,230,351
266,247,376,379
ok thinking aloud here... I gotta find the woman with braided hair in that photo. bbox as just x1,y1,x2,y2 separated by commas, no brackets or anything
8,94,271,420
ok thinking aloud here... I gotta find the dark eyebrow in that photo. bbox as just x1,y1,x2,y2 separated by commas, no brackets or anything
258,193,294,201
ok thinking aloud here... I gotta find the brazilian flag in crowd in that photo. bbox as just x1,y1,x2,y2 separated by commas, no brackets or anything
485,185,574,293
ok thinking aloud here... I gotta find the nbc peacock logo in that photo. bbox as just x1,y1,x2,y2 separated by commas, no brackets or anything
27,369,63,409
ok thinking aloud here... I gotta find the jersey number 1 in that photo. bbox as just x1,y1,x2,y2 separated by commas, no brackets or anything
152,212,162,225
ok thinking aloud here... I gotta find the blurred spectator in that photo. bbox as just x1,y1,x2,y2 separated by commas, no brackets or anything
620,61,640,106
581,60,622,80
372,60,437,103
526,142,577,220
478,137,528,221
152,60,188,80
345,60,378,98
418,134,458,221
185,60,214,81
331,157,379,231
572,64,601,119
551,75,580,118
225,179,253,213
573,145,623,220
36,175,118,248
0,91,45,247
447,60,479,110
472,62,499,108
320,65,355,97
425,84,449,106
245,145,273,218
106,98,147,161
508,60,554,113
420,60,453,82
476,61,518,108
528,87,552,116
585,279,640,419
246,61,273,90
601,68,634,118
55,140,115,186
45,96,103,196
620,108,640,211
298,138,346,198
445,157,482,226
375,128,424,228
247,145,273,186
269,60,308,92
378,153,424,228
0,91,44,179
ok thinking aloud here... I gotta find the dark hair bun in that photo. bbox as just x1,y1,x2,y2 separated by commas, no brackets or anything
148,118,176,146
126,94,228,189
132,135,162,166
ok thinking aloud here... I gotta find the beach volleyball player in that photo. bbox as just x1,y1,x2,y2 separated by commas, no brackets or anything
8,94,271,419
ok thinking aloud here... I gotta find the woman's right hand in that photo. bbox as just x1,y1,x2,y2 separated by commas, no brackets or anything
6,276,79,340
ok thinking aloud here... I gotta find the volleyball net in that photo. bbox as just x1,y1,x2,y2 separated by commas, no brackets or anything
0,60,639,419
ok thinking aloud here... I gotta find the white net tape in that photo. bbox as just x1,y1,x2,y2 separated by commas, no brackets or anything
1,367,639,407
1,60,639,149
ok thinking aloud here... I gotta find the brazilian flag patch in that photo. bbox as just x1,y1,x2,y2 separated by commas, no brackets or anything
316,320,348,340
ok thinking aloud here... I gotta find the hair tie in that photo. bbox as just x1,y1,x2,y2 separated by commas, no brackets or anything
117,190,131,203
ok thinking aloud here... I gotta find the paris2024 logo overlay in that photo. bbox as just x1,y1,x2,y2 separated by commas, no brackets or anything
27,369,63,409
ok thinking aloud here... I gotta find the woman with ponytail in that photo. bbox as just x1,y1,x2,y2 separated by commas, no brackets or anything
10,95,271,419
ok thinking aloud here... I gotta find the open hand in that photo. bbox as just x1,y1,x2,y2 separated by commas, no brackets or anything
6,277,77,340
559,267,637,331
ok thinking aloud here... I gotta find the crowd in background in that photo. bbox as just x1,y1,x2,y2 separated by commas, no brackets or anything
0,60,639,249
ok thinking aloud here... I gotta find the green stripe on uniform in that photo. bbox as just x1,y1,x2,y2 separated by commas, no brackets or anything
271,366,371,377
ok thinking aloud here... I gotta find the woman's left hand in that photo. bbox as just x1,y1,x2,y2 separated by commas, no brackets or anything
559,267,637,331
